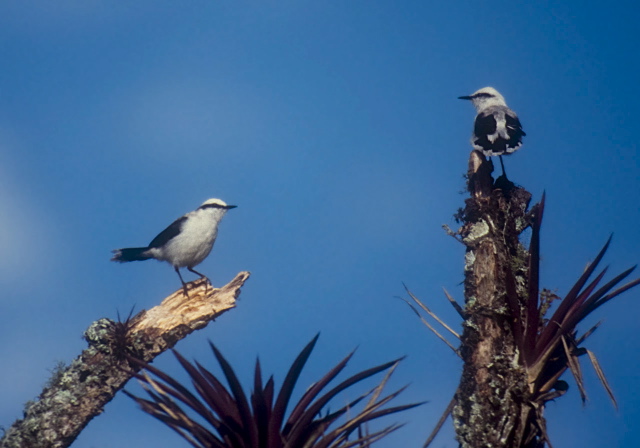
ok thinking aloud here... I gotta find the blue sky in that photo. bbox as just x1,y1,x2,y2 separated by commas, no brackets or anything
1,2,639,447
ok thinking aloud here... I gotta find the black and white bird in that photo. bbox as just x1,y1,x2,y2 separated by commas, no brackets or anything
111,198,236,294
459,87,526,175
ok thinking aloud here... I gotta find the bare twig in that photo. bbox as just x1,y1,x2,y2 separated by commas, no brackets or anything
586,349,617,409
403,284,460,339
399,298,460,357
442,287,465,318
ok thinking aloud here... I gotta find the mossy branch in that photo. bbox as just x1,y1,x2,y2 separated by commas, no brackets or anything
453,151,533,448
0,272,250,448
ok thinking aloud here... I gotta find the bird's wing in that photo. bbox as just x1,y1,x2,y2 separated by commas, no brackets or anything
148,216,188,248
505,112,526,137
473,111,499,149
474,111,498,138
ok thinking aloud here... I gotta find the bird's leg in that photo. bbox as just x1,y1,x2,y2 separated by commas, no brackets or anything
187,267,208,280
175,267,190,297
188,267,211,289
498,155,508,179
187,267,206,278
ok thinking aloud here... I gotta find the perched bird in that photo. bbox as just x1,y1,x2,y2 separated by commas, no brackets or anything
459,87,526,175
111,198,236,294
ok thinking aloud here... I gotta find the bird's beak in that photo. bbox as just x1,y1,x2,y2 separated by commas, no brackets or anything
458,95,472,100
226,205,238,210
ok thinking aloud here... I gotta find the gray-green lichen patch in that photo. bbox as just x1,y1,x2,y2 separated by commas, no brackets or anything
44,361,67,390
83,318,115,346
515,216,528,232
464,251,476,272
463,219,490,244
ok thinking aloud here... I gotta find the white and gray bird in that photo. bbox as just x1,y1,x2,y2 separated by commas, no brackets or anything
459,87,526,172
111,198,236,294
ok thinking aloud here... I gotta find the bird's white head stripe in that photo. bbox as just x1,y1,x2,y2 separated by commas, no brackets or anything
198,198,237,210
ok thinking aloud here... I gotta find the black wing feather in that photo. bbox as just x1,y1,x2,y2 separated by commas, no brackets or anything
473,112,497,150
505,113,526,138
505,113,525,152
474,111,497,137
148,216,187,248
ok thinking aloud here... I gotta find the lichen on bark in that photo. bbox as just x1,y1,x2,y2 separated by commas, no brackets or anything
0,272,250,448
453,152,534,448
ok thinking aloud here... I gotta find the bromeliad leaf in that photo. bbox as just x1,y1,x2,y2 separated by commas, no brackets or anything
126,335,422,448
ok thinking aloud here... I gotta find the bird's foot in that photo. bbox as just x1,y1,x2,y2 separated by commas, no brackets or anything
201,276,212,293
494,173,516,191
181,277,212,297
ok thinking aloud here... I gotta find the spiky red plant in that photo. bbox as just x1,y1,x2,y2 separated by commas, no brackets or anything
410,193,640,447
492,193,640,445
125,334,422,448
507,195,640,406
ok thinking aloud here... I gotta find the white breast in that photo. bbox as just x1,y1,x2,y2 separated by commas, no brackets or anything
156,208,224,268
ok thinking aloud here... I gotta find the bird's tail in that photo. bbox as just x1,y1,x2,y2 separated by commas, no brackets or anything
111,247,152,263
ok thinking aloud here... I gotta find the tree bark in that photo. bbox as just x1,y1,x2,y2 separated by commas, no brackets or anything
0,272,250,448
453,152,535,447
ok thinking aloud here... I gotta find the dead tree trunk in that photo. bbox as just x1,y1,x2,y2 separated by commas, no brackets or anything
0,272,250,448
453,152,535,447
